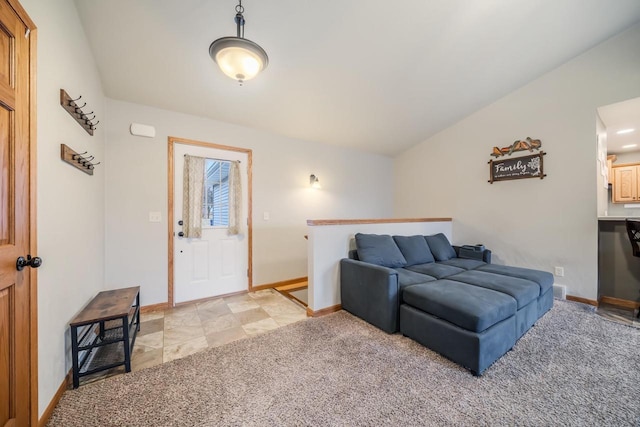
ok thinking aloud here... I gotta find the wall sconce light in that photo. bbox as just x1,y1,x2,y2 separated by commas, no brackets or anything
310,174,321,189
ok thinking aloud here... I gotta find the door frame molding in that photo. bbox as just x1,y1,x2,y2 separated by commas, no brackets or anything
167,136,253,307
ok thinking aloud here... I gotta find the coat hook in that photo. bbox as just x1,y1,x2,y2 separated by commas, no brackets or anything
61,144,97,175
61,90,98,136
68,95,82,107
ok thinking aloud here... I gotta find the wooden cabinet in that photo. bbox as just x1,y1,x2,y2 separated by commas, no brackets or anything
612,163,640,203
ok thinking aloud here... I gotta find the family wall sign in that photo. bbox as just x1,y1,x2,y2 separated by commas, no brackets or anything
488,138,546,184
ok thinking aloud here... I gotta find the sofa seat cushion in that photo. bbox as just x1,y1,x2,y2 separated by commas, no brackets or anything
448,270,539,309
477,264,553,295
394,268,437,288
402,280,516,333
393,235,435,266
438,258,486,270
355,233,407,268
405,262,465,279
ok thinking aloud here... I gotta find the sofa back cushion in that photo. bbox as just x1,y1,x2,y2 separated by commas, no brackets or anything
425,233,457,261
392,235,435,266
355,233,407,268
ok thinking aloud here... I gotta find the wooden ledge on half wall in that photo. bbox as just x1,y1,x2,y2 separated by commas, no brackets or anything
307,218,452,226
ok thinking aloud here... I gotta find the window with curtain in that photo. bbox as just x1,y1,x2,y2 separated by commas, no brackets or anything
202,160,230,227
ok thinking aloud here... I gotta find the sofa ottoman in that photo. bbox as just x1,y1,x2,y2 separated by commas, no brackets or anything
400,280,517,375
477,264,554,317
446,270,540,339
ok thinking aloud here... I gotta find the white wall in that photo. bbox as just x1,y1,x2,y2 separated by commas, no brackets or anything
20,0,106,417
596,112,608,217
394,24,640,300
104,99,394,306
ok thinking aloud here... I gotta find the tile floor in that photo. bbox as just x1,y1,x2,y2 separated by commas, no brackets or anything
130,289,308,372
596,302,640,328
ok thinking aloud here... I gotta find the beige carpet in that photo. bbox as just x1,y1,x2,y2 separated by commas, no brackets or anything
47,300,640,426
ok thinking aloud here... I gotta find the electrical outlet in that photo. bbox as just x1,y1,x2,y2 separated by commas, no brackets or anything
554,266,564,277
149,211,162,222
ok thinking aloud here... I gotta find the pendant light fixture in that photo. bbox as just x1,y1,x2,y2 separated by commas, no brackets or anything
209,0,268,85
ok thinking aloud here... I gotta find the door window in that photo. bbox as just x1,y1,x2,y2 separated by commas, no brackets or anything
202,159,230,227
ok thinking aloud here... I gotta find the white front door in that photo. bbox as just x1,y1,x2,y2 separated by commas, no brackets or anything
173,143,248,303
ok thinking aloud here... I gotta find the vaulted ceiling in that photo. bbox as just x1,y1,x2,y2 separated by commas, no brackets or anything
74,0,640,156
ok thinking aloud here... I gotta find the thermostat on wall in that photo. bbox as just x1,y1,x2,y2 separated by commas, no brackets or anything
130,123,156,138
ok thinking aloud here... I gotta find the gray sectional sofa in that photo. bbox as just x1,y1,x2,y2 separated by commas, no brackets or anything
340,233,554,375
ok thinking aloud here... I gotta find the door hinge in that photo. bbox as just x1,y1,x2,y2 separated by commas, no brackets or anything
247,269,249,277
25,29,30,38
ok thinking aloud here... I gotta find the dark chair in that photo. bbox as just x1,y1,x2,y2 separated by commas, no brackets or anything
624,219,640,317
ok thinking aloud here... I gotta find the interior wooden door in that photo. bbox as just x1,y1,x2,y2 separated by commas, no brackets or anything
0,1,35,425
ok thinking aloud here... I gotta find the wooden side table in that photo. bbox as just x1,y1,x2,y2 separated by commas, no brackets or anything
69,286,141,388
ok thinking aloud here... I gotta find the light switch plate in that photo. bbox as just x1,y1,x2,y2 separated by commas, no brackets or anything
149,211,162,222
263,212,270,221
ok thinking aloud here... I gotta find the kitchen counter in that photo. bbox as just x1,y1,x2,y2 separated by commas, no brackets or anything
598,216,640,221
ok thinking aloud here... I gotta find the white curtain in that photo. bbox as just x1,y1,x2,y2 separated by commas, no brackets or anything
228,161,242,235
182,155,205,238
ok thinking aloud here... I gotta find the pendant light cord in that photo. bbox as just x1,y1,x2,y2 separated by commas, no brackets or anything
235,0,245,39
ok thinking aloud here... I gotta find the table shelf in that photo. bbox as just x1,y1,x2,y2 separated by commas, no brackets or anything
70,286,140,388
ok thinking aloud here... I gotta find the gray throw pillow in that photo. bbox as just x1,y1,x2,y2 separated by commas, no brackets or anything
393,235,435,266
355,233,407,268
425,233,457,261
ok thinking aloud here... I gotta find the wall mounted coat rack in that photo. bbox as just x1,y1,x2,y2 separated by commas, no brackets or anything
60,89,99,136
61,144,100,175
